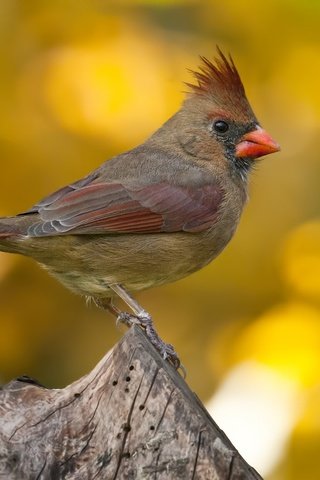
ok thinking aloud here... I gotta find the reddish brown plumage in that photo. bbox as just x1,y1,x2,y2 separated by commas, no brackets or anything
25,181,223,236
188,48,244,94
186,47,254,118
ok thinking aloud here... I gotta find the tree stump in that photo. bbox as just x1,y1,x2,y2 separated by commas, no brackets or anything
0,326,262,479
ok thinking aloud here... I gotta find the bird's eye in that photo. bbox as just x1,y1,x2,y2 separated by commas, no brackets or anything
213,120,229,133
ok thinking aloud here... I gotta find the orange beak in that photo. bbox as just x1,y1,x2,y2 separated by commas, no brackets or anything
235,126,280,159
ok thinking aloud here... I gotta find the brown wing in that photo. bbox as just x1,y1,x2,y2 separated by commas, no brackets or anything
26,180,224,236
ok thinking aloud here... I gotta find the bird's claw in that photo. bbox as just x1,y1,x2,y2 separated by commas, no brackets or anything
116,312,139,328
117,311,184,374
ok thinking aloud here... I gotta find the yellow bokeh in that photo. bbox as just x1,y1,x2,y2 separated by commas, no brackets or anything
282,221,320,298
0,311,31,370
275,46,320,116
42,32,185,144
233,302,320,386
0,253,17,282
296,387,320,435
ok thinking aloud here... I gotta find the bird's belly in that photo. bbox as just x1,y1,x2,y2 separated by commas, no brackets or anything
39,226,236,299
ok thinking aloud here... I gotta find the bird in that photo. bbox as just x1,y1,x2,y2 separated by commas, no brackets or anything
0,48,280,369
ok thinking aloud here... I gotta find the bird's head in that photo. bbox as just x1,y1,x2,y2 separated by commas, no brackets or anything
175,48,280,180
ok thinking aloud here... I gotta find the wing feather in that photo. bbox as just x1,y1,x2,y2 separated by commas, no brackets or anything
26,179,224,236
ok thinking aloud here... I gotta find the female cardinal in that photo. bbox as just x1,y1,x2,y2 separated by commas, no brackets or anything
0,49,279,368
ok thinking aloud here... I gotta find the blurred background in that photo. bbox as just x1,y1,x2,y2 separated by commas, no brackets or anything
0,1,319,478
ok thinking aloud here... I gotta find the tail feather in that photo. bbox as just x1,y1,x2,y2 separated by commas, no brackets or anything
0,217,25,237
0,215,34,253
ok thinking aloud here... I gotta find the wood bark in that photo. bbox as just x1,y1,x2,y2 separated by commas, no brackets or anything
0,326,262,479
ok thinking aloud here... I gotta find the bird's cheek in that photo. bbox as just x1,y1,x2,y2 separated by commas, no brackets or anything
178,133,210,159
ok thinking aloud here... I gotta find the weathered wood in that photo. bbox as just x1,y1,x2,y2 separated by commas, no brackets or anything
0,326,262,479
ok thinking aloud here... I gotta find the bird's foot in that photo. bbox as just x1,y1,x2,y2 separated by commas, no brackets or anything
117,311,182,371
97,286,185,375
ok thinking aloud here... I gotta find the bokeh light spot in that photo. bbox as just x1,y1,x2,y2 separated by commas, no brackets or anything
282,220,320,298
233,302,320,386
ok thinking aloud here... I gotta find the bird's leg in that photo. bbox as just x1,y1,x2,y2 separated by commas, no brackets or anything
106,284,181,370
95,298,125,324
